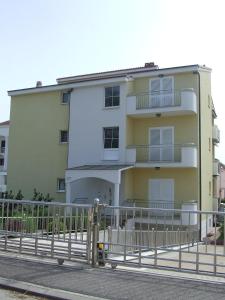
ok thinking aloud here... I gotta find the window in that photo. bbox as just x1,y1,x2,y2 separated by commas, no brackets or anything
0,158,4,166
103,127,119,149
0,140,5,153
150,77,174,107
105,86,120,107
60,130,68,143
61,91,71,104
57,178,65,192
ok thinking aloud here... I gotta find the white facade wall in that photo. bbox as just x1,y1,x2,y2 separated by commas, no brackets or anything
68,81,127,167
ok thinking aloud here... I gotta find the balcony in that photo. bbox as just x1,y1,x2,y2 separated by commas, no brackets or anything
122,199,198,226
126,144,197,168
213,160,219,176
126,88,197,117
212,125,220,144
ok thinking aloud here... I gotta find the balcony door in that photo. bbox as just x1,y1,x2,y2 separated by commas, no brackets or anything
149,179,174,210
149,77,174,107
149,127,174,162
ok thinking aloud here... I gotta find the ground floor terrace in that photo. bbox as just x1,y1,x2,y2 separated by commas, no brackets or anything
65,165,213,236
65,165,198,208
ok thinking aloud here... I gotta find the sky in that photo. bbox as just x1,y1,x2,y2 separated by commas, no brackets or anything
0,0,224,160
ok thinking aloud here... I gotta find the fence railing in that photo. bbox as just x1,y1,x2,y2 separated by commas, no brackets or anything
97,204,225,277
1,199,225,277
0,199,93,262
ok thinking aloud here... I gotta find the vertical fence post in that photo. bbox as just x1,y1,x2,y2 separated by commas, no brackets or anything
86,208,92,263
92,198,100,267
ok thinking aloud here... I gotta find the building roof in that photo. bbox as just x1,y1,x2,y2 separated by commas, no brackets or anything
67,164,133,171
8,63,212,96
0,120,10,126
56,64,211,84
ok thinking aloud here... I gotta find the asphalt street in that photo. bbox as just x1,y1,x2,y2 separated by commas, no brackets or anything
0,255,225,300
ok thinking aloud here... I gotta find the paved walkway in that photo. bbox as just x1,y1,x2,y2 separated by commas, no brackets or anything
1,254,225,299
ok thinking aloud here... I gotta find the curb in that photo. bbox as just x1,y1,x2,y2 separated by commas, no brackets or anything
0,277,107,300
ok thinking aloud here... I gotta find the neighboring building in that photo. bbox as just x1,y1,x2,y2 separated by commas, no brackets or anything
213,160,225,210
0,120,9,196
7,63,219,234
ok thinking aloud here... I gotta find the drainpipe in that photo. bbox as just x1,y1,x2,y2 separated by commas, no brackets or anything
193,70,202,239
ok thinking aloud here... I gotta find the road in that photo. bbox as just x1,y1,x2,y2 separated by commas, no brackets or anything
0,254,225,299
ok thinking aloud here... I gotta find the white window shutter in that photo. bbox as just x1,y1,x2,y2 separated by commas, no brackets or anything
150,79,160,107
162,77,173,91
150,79,160,92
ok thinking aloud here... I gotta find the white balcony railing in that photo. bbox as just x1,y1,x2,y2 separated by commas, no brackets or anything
126,144,197,167
127,89,197,116
212,125,220,143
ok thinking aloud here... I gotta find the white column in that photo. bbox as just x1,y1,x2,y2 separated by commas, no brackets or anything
114,183,120,228
66,181,72,204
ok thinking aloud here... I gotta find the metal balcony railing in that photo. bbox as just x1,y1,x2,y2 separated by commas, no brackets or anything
121,199,183,210
129,144,195,163
135,90,181,110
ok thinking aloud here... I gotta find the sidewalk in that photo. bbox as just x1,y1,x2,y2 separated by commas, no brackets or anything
1,253,225,300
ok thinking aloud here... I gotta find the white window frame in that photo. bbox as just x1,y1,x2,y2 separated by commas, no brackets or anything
103,126,119,161
104,86,120,108
57,178,65,192
149,126,174,161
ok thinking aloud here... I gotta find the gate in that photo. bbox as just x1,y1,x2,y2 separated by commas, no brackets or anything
0,199,93,264
1,199,225,277
94,203,225,278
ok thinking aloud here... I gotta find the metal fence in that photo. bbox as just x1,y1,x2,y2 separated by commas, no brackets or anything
0,199,93,263
1,199,225,277
96,204,225,277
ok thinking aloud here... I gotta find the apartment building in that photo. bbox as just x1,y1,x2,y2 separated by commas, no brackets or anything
7,63,219,233
0,120,9,196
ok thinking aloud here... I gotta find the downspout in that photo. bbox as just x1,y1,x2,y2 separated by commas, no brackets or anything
194,70,201,239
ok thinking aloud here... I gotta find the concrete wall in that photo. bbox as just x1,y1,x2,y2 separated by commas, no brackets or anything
7,91,69,200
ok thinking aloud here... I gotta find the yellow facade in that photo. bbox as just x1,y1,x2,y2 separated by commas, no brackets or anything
124,168,198,208
125,69,213,212
7,91,69,200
